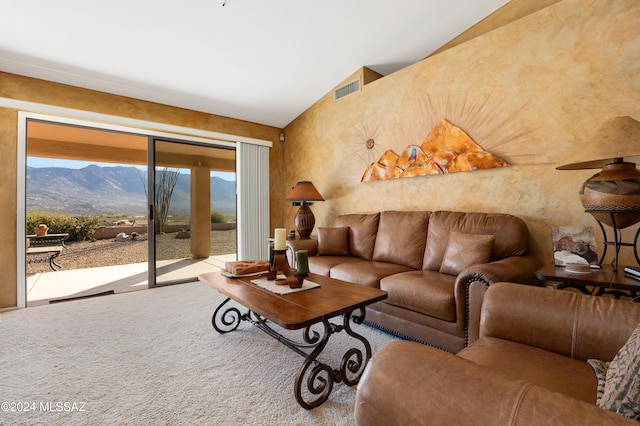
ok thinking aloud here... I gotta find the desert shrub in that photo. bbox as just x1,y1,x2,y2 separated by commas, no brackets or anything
26,211,100,242
210,210,227,223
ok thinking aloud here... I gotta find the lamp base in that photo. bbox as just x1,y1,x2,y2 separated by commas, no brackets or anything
578,160,640,271
294,203,315,239
580,161,640,229
594,216,640,271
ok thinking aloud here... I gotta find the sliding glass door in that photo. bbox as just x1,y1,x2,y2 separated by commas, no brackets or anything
24,120,150,305
150,139,236,287
23,123,237,303
17,111,266,308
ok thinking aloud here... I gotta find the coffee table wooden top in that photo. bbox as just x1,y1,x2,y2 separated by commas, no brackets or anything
198,271,387,330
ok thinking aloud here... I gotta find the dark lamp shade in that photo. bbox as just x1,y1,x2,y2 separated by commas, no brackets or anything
286,181,325,202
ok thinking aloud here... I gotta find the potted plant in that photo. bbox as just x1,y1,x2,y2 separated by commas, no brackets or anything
35,224,48,237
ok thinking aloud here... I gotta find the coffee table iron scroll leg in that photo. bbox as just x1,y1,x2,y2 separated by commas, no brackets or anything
295,318,334,409
294,307,372,409
340,306,372,386
211,298,244,333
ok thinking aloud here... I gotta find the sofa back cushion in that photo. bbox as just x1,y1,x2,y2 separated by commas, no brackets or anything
482,282,640,362
372,211,430,269
334,213,380,260
439,232,495,275
423,210,529,271
317,227,350,256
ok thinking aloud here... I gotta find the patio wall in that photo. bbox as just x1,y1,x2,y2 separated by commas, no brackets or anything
92,223,237,240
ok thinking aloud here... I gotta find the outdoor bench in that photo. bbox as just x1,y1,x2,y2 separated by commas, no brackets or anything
26,233,69,271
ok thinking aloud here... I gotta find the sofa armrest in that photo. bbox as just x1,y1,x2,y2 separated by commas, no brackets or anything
456,255,542,287
454,256,543,346
286,238,318,256
355,341,637,426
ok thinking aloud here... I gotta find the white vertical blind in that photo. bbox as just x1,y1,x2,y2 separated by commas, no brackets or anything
236,142,270,261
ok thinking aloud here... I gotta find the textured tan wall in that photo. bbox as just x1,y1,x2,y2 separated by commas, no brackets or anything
0,73,281,309
0,107,18,308
430,0,562,57
283,0,640,267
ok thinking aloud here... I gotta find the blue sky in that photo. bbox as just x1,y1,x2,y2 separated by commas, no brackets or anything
27,157,236,181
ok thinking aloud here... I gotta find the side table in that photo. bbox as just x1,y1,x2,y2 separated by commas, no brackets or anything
535,264,640,301
286,237,317,255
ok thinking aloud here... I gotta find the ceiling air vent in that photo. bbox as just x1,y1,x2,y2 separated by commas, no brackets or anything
334,79,360,100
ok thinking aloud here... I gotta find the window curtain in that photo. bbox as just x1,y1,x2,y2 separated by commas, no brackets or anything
236,142,270,261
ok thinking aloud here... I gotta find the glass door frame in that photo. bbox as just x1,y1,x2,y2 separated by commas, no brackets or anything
147,136,157,287
148,136,237,288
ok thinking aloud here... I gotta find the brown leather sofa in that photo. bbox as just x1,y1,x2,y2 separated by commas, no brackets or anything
355,283,640,425
289,210,541,353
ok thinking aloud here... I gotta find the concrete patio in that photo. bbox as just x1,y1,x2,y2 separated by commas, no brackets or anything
26,254,236,306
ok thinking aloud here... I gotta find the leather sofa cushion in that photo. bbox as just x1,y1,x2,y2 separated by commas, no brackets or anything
459,336,598,404
308,255,361,276
423,211,529,271
317,227,349,255
439,232,495,275
330,261,413,288
372,211,430,270
380,270,456,321
334,213,380,260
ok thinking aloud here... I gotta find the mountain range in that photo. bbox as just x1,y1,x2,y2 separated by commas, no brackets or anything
26,165,237,217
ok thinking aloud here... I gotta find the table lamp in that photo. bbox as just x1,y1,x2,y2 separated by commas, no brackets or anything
557,116,640,270
286,181,325,239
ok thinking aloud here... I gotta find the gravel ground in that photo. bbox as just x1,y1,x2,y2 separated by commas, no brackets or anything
26,229,236,274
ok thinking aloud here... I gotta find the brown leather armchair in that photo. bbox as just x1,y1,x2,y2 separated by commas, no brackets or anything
355,283,640,425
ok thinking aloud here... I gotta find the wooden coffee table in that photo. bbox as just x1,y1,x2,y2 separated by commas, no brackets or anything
198,271,387,410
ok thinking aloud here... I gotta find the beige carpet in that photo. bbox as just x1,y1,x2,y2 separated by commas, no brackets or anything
0,281,399,425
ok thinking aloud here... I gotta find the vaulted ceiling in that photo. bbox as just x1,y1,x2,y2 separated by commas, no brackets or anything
1,1,509,128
